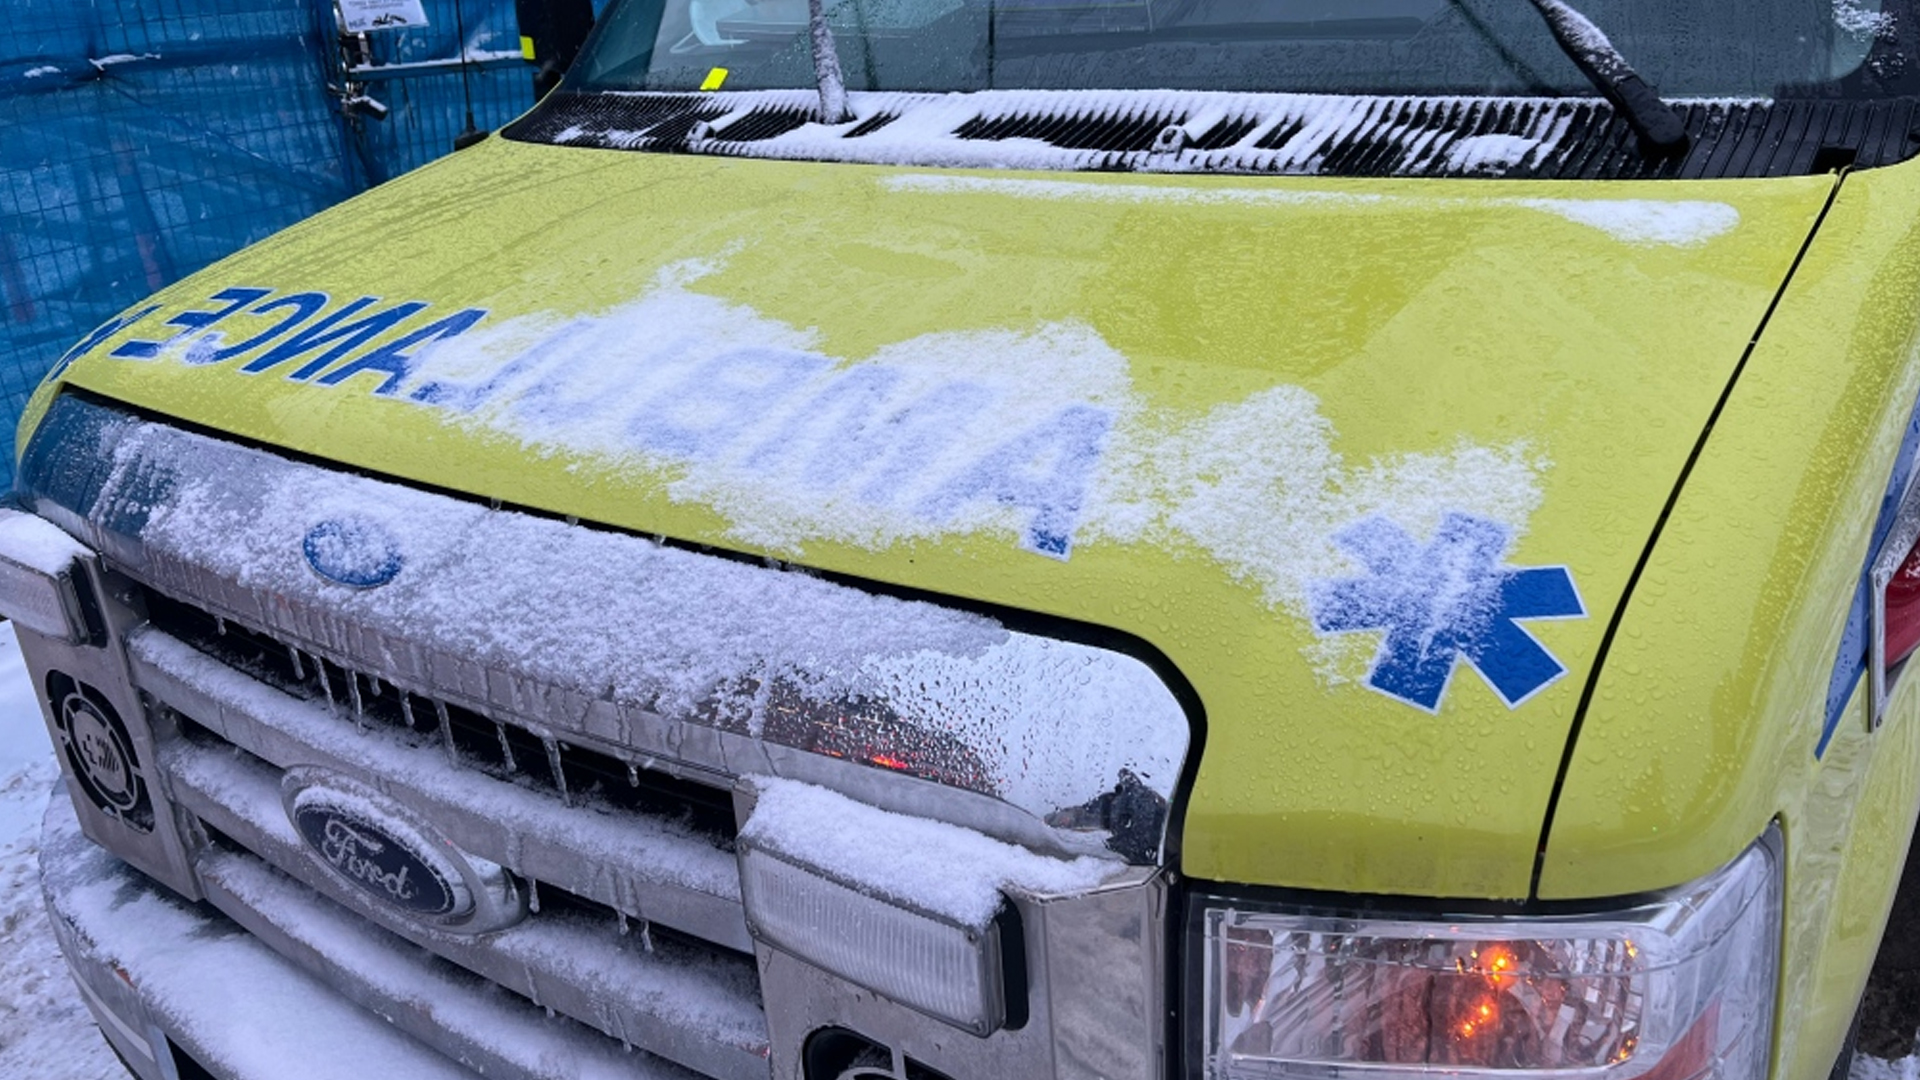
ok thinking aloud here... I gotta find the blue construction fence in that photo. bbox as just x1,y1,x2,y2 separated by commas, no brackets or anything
0,0,579,488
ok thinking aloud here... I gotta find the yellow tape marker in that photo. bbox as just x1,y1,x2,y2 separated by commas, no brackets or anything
700,67,730,91
519,35,536,60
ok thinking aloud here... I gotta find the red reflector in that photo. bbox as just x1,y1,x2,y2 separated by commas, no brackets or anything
1886,540,1920,670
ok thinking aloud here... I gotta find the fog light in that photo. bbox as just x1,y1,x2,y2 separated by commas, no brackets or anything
0,510,92,642
739,841,1010,1035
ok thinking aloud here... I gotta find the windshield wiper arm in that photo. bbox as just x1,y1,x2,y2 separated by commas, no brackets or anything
1523,0,1688,156
806,0,853,123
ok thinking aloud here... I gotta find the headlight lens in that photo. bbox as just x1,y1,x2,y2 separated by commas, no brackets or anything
1194,830,1780,1080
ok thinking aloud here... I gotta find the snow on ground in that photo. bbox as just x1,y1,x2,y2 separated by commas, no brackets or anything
0,621,126,1078
1859,1056,1920,1080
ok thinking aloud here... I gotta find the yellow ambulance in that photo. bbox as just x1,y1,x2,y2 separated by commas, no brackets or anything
7,1,1920,1078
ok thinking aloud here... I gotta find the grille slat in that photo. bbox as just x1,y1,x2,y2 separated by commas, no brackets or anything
128,622,755,954
141,587,739,845
161,732,768,1080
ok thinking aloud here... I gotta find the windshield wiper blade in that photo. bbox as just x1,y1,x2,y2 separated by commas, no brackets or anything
806,0,853,123
1523,0,1689,156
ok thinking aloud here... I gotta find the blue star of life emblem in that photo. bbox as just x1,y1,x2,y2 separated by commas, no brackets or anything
1309,512,1587,712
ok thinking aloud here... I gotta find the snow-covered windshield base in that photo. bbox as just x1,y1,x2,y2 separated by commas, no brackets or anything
518,0,1920,178
502,88,1920,180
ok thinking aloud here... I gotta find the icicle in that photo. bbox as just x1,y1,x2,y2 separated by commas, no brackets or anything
316,662,338,716
523,963,542,1009
496,722,518,771
528,878,541,913
616,909,630,936
433,699,458,768
287,646,306,682
639,922,654,954
347,672,366,731
368,674,384,697
543,737,569,804
399,693,419,734
609,1016,636,1054
545,1007,556,1019
214,615,227,636
625,762,640,788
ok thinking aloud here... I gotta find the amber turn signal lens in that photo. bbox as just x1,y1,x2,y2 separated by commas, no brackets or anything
1198,830,1780,1080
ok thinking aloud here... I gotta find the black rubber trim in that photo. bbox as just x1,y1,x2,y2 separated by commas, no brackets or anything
168,1037,224,1080
1526,171,1850,900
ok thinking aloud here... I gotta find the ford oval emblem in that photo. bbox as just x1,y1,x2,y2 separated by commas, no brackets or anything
303,518,403,588
287,785,470,920
281,769,524,933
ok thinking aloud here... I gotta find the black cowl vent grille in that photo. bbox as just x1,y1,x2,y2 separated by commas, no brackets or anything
1192,115,1263,151
708,105,814,143
530,92,727,150
952,107,1183,152
504,88,1920,180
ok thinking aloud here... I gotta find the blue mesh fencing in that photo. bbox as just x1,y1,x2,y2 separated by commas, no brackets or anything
342,0,538,181
0,0,549,489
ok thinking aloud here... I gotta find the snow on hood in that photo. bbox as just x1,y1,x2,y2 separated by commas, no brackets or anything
883,174,1742,246
58,404,1189,830
399,252,1546,690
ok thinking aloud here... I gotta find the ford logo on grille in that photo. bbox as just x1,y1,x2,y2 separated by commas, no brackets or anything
289,787,466,910
288,784,469,919
281,770,527,934
302,517,403,589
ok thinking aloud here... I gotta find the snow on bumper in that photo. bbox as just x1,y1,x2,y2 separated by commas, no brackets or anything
37,783,700,1080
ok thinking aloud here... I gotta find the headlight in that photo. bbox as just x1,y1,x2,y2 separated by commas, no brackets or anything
1191,829,1780,1080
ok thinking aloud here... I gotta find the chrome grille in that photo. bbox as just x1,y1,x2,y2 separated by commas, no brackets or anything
141,586,739,839
126,589,772,1079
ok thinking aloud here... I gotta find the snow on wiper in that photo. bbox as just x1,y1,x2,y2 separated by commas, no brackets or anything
1524,0,1688,156
806,0,852,123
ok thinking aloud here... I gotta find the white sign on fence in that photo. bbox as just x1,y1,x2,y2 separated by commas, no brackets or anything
338,0,430,32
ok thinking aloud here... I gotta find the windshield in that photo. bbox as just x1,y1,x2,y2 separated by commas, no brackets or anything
570,0,1908,100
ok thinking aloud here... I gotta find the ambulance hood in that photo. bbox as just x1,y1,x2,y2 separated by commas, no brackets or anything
35,140,1837,898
